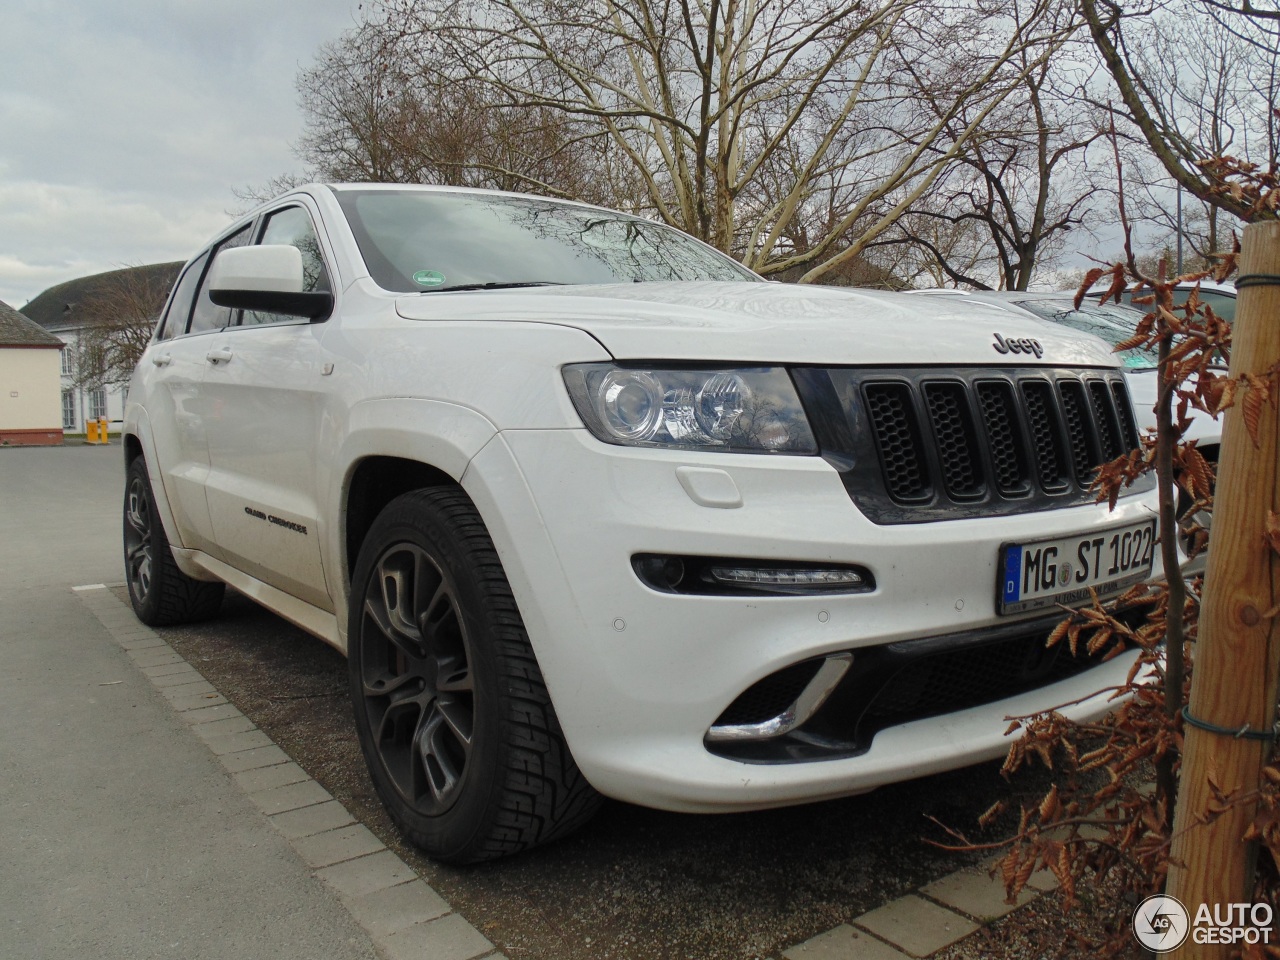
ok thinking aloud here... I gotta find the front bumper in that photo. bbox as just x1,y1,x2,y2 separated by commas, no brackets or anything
461,428,1158,812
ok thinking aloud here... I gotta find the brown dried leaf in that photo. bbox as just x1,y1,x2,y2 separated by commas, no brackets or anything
1101,264,1127,306
1266,512,1280,556
1076,267,1111,309
979,800,1008,829
1012,853,1037,900
1031,740,1055,771
1050,843,1076,904
1244,382,1265,447
1179,444,1216,500
1114,331,1150,353
1000,850,1018,890
1087,627,1114,656
1216,376,1239,414
1039,785,1061,822
1046,617,1070,650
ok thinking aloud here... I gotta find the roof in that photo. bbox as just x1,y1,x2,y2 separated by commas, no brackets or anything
0,299,63,348
20,262,184,331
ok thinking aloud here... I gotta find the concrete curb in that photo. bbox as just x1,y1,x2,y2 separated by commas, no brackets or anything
79,582,1062,960
75,584,506,960
779,864,1058,959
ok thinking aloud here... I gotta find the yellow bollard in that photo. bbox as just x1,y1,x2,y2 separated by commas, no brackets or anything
99,418,109,443
86,419,99,444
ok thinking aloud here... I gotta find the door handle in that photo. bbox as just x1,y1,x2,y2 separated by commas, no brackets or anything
206,348,234,364
151,353,172,367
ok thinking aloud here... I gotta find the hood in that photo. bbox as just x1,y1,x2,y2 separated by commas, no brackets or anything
394,281,1119,368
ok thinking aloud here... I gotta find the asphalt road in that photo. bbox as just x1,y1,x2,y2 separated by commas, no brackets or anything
0,444,378,960
2,442,1053,960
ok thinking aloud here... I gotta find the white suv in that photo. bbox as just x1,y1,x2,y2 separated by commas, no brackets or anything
123,184,1161,863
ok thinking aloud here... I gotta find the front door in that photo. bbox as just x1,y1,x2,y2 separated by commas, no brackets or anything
197,204,335,610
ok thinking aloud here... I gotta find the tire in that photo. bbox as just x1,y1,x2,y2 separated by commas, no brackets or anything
123,456,225,626
347,488,601,863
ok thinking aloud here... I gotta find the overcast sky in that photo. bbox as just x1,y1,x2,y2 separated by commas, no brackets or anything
0,0,361,308
0,0,1171,308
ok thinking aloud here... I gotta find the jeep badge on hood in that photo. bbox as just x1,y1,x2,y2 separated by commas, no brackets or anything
993,332,1044,358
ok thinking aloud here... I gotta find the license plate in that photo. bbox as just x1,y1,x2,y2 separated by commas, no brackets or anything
997,519,1156,615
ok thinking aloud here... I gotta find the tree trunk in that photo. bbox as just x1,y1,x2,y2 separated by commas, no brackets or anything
1166,220,1280,958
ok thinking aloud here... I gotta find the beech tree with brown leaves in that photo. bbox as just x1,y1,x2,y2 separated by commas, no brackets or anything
927,113,1280,957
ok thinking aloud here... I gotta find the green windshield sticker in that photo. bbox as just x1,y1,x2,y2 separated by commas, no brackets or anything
413,270,446,287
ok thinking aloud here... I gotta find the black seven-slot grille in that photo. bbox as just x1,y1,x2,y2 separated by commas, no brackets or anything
791,367,1151,524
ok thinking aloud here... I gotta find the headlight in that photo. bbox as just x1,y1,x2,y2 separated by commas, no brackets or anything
563,363,817,454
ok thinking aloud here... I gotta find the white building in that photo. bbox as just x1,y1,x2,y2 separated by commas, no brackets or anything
20,263,182,434
0,299,64,445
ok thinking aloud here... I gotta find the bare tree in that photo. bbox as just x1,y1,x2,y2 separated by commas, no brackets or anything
884,25,1110,291
1082,0,1279,221
292,22,621,206
1116,6,1278,265
339,0,1078,280
70,266,174,389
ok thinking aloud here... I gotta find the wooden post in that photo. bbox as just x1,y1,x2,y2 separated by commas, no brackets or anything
1167,220,1280,957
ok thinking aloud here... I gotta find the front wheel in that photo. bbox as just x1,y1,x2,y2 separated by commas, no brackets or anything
123,456,225,625
347,488,600,863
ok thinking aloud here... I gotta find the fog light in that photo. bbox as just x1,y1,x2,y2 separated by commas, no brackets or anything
635,555,686,590
707,566,866,588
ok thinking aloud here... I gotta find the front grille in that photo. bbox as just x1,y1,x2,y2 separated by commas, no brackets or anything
975,381,1029,496
1057,379,1095,482
861,632,1086,728
1020,380,1069,491
923,382,983,500
865,383,929,501
1089,380,1124,461
792,367,1149,524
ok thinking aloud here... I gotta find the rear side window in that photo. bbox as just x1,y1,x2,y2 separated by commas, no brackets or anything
1181,289,1236,323
241,206,331,327
156,252,209,341
188,225,253,335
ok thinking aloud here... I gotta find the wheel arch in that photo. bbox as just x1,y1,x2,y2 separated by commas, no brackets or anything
121,409,186,559
334,399,500,610
344,455,459,587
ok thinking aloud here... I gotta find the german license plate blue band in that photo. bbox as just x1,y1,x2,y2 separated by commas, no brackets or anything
1002,545,1023,606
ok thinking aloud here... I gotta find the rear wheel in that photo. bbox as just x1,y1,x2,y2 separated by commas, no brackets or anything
123,456,225,625
348,488,600,863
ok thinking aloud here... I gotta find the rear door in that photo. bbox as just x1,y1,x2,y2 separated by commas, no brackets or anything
198,201,335,610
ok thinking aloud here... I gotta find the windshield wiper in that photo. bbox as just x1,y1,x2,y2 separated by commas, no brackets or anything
421,281,565,293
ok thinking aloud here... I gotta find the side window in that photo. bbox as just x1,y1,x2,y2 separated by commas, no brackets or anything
156,251,209,341
188,225,253,335
241,206,331,327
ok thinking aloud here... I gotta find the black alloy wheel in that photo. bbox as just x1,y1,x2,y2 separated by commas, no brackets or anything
124,469,156,604
348,488,600,863
122,456,225,625
357,541,476,815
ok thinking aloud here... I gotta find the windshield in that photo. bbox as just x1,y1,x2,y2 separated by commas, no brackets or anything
1014,298,1156,370
334,189,760,293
